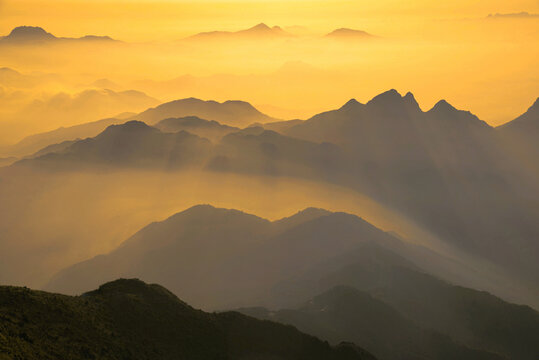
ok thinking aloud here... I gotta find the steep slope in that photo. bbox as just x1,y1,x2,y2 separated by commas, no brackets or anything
0,279,374,360
133,97,277,127
240,286,504,360
497,97,539,174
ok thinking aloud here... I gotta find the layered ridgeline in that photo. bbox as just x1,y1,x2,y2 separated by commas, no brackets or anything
45,205,539,360
239,286,505,360
13,90,539,302
0,97,273,158
0,279,374,360
0,26,117,44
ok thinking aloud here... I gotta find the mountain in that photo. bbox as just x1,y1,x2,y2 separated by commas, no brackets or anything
498,98,539,133
46,205,412,308
273,247,539,360
0,26,117,44
2,117,124,157
326,28,375,39
155,116,240,141
187,23,292,40
17,121,212,169
239,286,504,360
46,205,539,359
252,119,304,133
208,128,346,179
45,204,525,312
0,279,374,360
497,97,539,174
133,97,278,127
282,90,539,288
0,88,159,153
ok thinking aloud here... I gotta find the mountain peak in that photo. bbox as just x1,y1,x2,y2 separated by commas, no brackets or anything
252,23,271,31
5,26,56,41
365,89,422,115
403,91,421,111
168,204,270,225
430,99,457,113
340,98,363,111
86,278,174,298
367,89,403,107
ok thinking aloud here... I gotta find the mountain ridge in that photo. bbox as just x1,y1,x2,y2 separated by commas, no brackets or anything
0,278,375,360
1,26,117,44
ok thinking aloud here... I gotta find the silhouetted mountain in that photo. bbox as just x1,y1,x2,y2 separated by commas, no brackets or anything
283,90,539,290
133,97,277,127
3,117,124,157
0,88,158,156
45,205,539,359
0,26,117,44
252,119,304,132
499,98,539,133
239,286,504,360
497,98,539,172
46,205,406,307
208,128,346,179
17,121,212,169
188,23,292,40
275,247,539,360
1,26,55,42
45,205,511,312
29,139,79,159
326,28,375,39
0,279,374,360
155,116,240,141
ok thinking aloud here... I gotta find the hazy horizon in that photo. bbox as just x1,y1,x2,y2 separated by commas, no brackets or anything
1,2,538,359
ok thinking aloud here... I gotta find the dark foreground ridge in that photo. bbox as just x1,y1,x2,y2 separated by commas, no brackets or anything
0,279,375,360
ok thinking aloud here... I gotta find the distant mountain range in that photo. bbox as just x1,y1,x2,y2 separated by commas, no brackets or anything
0,97,271,158
0,278,374,360
1,24,378,44
240,286,504,360
325,28,375,39
5,90,539,309
45,205,539,360
187,23,293,40
0,26,117,44
131,97,277,127
155,116,240,141
185,23,376,41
